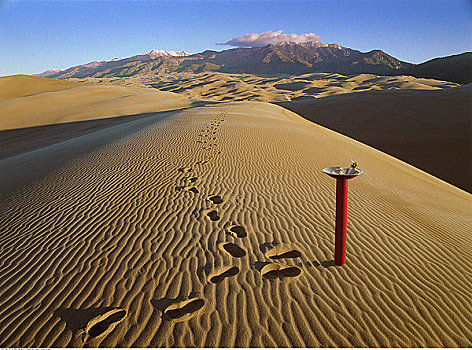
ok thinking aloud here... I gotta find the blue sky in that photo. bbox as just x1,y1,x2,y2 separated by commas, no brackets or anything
1,0,471,76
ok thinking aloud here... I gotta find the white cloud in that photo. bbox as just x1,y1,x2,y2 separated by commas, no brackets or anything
217,30,320,47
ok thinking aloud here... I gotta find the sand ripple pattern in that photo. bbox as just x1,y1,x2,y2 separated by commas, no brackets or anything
0,102,471,347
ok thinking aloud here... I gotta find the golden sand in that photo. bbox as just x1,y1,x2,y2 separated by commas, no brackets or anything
67,71,470,191
69,71,460,102
0,75,198,131
0,76,471,347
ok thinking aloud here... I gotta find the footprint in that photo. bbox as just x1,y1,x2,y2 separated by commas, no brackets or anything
178,167,193,173
208,266,239,284
229,225,247,238
260,263,302,280
164,298,205,322
208,195,223,204
204,209,220,221
189,177,198,183
265,247,302,259
220,242,246,258
81,308,126,341
178,186,199,193
187,187,199,194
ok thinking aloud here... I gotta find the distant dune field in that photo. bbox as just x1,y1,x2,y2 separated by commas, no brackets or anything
0,76,470,347
72,71,470,191
69,71,460,102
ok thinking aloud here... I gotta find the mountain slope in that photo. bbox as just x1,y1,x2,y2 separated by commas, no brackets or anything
34,69,63,78
181,43,412,75
407,52,472,84
45,43,470,83
48,42,414,80
48,50,190,79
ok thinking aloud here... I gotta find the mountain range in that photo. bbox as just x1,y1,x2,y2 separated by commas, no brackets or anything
38,42,472,84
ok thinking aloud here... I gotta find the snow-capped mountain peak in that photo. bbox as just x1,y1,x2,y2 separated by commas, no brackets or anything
146,49,191,58
34,69,64,77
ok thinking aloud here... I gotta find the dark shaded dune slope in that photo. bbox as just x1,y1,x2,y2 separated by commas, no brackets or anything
278,85,472,192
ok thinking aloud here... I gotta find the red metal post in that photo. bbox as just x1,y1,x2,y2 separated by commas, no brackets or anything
335,177,348,265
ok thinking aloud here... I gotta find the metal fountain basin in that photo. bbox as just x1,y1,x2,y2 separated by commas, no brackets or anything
322,167,363,179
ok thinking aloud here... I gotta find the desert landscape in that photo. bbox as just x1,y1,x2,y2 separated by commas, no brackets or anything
0,73,471,347
60,71,472,192
1,1,471,348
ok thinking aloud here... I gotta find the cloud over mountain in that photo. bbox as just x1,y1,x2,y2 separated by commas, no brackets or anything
217,30,320,47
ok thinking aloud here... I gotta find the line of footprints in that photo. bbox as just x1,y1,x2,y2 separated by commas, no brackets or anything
174,110,303,320
75,111,303,343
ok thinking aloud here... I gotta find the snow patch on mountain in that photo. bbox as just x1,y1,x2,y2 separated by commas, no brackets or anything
146,49,191,58
34,69,64,77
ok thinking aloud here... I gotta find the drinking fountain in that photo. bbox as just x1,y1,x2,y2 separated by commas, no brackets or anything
322,161,363,265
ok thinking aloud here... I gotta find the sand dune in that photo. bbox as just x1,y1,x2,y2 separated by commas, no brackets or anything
0,97,471,347
279,85,472,192
0,75,199,131
71,71,460,102
65,72,470,191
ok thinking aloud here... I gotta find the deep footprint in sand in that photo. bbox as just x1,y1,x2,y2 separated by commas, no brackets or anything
260,263,302,280
187,187,199,193
265,247,302,259
209,195,223,204
164,298,205,321
204,209,220,221
178,186,199,193
209,266,240,284
221,243,246,258
81,308,126,341
189,177,198,183
229,225,247,238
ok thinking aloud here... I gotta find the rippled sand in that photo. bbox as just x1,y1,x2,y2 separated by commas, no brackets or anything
0,77,471,347
68,71,470,191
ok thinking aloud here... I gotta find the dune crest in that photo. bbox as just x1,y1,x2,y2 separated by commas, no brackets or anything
58,72,470,190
